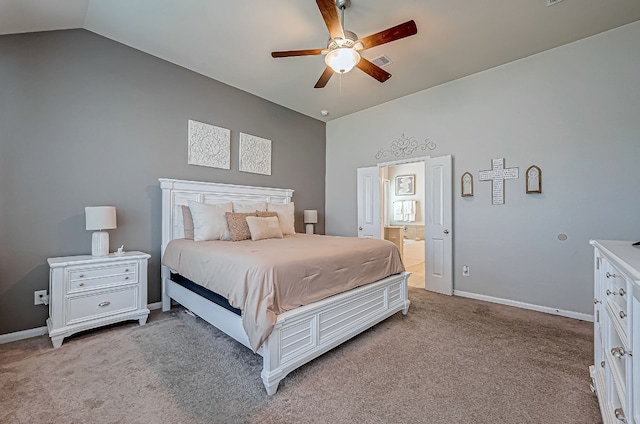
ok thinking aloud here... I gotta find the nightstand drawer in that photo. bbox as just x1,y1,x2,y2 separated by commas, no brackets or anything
66,285,138,324
68,263,138,292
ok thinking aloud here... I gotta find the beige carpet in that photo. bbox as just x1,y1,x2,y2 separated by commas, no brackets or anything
0,288,601,424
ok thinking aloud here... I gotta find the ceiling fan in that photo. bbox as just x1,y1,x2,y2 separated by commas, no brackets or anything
271,0,417,88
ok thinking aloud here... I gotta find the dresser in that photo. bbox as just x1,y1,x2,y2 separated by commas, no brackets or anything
590,240,640,424
47,251,150,348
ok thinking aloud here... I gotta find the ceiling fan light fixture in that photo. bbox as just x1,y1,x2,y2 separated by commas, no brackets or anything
325,47,360,74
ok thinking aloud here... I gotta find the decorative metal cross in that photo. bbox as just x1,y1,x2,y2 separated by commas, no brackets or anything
479,158,519,205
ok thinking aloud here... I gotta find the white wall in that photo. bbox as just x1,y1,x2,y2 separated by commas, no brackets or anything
326,21,640,315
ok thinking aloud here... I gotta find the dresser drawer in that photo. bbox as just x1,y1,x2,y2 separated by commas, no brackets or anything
66,285,138,324
68,263,138,293
606,299,629,345
604,265,629,316
606,313,629,397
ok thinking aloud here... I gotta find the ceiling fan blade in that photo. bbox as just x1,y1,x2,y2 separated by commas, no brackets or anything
316,0,344,40
358,20,417,50
271,48,324,58
356,57,391,83
314,66,334,88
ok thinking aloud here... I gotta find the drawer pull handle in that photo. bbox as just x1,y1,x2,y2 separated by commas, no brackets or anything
601,360,605,368
125,269,129,272
79,282,85,287
79,274,84,278
619,288,626,296
98,301,111,308
611,347,632,358
619,311,627,319
125,276,129,280
606,272,617,278
593,298,601,304
614,408,626,422
606,289,615,296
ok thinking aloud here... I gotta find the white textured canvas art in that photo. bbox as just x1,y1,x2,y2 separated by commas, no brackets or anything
239,133,272,175
188,120,230,169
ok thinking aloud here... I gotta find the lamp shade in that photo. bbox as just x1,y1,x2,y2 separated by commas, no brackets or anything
85,206,117,231
303,210,318,224
325,48,360,74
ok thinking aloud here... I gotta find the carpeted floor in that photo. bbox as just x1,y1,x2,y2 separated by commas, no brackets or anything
0,288,602,424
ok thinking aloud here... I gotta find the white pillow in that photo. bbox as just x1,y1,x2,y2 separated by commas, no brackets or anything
181,205,194,240
233,201,268,213
267,202,295,235
188,200,232,241
245,216,284,241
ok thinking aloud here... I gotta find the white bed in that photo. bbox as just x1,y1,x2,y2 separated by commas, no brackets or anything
160,178,411,395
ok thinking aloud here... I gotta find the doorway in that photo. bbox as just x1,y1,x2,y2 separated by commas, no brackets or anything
357,155,453,295
381,162,426,288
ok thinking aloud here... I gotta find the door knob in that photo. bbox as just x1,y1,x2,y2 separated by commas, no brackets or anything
443,229,449,234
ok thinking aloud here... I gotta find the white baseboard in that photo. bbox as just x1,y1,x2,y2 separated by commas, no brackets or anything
148,301,162,311
0,302,165,345
0,326,48,345
454,290,594,322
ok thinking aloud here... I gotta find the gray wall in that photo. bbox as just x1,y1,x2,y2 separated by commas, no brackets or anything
0,29,326,335
326,22,640,316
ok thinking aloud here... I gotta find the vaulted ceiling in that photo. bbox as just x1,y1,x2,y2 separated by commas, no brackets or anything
2,0,639,121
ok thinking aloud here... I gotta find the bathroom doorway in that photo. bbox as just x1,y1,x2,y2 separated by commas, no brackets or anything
381,161,426,288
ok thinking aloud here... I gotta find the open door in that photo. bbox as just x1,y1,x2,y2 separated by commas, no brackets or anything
356,166,381,239
425,155,453,295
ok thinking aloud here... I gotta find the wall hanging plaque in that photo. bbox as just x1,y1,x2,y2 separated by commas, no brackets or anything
526,165,542,193
461,172,474,197
479,158,519,205
187,120,230,169
239,132,272,175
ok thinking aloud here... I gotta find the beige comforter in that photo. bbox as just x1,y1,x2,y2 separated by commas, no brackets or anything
162,234,405,351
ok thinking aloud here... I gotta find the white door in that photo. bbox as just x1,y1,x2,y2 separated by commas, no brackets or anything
425,155,453,295
356,166,381,239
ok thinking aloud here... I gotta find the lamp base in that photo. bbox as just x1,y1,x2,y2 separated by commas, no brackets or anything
92,231,109,256
305,224,315,235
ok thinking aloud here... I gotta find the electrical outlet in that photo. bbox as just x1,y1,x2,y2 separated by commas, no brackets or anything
462,265,470,277
34,290,47,305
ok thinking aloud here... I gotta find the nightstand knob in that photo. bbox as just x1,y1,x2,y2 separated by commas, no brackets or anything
125,269,129,272
79,282,85,287
620,311,627,319
98,301,111,308
125,276,129,280
79,274,84,278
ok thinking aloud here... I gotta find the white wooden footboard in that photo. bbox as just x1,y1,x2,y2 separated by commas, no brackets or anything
162,268,410,395
260,271,410,395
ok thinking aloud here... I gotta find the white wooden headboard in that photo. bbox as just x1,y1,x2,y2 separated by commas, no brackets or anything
159,178,294,255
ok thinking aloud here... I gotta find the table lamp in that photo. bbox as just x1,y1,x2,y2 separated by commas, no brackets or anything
85,206,117,256
303,210,318,235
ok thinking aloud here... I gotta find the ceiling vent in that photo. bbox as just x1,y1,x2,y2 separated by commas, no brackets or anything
547,0,565,6
370,55,393,68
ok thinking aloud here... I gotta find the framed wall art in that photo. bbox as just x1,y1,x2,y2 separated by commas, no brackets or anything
187,120,230,169
239,132,272,175
461,172,474,197
395,174,415,195
526,165,542,193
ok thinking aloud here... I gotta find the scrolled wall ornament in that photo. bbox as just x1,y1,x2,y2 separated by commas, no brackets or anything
375,134,437,159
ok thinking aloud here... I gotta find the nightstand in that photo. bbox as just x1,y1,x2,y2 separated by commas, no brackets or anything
46,251,151,348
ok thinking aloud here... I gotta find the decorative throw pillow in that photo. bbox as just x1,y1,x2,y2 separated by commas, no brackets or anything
188,200,232,241
233,201,268,213
181,205,194,240
245,216,284,241
256,211,278,219
225,212,257,241
266,202,295,235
